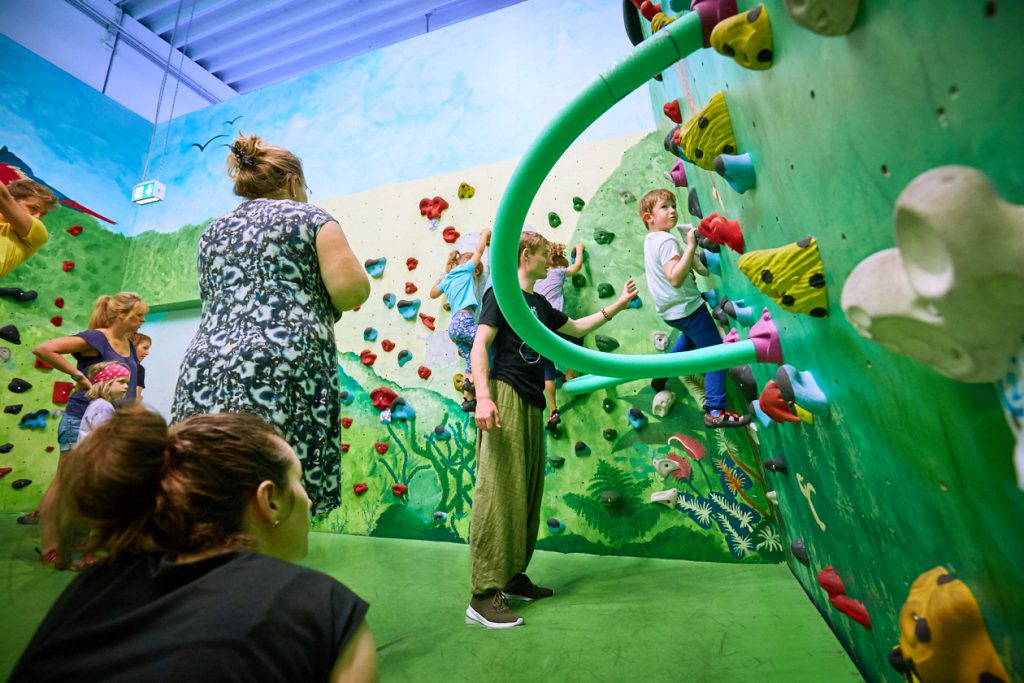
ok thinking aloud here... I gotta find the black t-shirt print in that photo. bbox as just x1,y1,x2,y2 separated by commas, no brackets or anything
477,287,569,409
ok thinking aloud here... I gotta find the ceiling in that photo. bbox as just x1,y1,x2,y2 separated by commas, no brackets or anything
115,0,525,94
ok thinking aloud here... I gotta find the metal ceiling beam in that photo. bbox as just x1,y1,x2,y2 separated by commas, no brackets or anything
209,0,449,83
145,0,227,37
120,0,180,22
163,0,295,47
230,0,525,93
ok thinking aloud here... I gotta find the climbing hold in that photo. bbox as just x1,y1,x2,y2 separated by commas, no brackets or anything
830,595,871,630
724,298,756,327
574,441,591,457
739,237,829,317
596,283,615,299
12,479,31,490
697,212,745,254
602,428,618,441
340,443,350,453
0,443,12,453
8,378,31,393
750,399,774,428
382,293,396,308
364,258,386,278
404,282,418,295
19,409,50,430
570,274,587,288
817,566,846,596
67,225,83,236
353,483,368,496
627,407,648,431
397,350,412,367
52,382,73,404
711,5,773,70
433,425,451,441
687,188,703,220
546,518,565,534
548,212,561,228
572,196,585,212
722,328,740,345
655,454,692,481
4,404,22,414
340,390,355,406
359,350,377,367
759,381,800,423
457,182,475,199
663,99,682,124
666,159,688,188
714,152,757,193
750,309,783,364
0,287,37,302
62,260,75,272
442,226,460,243
50,316,63,327
406,257,418,271
600,490,624,509
549,454,565,468
679,92,737,171
650,488,678,506
602,398,615,413
418,196,449,220
397,299,421,320
791,539,809,565
652,390,676,418
784,0,859,36
370,387,398,410
691,0,739,47
763,456,787,474
0,467,10,477
375,442,389,454
433,511,447,522
381,339,395,352
0,325,21,345
419,313,436,330
363,327,378,342
391,483,408,497
545,412,561,433
55,296,65,308
418,366,432,380
594,335,620,352
593,229,615,245
390,398,416,421
699,249,721,276
711,297,731,325
664,126,687,161
0,347,9,361
453,373,464,392
775,365,829,415
618,188,636,203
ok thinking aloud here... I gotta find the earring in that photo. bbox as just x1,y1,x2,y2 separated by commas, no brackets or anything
273,519,280,528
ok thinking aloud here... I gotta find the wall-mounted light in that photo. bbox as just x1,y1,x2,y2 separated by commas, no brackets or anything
132,179,166,205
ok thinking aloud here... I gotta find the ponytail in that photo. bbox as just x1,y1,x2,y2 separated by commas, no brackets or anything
87,292,147,330
444,250,461,273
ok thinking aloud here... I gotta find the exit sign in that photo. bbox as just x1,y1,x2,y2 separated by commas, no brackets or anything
132,179,166,205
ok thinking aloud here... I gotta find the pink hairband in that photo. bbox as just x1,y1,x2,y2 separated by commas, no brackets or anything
91,364,131,384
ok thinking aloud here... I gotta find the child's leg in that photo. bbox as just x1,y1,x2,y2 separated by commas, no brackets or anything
678,306,727,410
654,320,694,391
448,311,477,400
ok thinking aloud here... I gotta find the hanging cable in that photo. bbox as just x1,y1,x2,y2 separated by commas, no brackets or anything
139,0,185,181
156,0,198,183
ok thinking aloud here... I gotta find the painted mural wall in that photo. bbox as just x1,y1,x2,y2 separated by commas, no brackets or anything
637,0,1024,679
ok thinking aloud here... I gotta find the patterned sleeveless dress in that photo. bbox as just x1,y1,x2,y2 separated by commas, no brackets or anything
172,199,342,514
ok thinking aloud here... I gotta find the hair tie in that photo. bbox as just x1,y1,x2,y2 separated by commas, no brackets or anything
231,143,256,169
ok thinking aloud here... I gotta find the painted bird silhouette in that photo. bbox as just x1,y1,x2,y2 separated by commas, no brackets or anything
189,134,228,152
224,116,243,126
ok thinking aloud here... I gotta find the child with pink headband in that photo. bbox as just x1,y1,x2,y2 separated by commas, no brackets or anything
77,362,131,445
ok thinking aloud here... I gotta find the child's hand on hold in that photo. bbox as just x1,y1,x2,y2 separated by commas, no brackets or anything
482,229,492,246
685,226,698,248
617,279,639,308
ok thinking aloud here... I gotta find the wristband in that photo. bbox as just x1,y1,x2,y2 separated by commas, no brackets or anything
600,308,612,321
72,373,85,382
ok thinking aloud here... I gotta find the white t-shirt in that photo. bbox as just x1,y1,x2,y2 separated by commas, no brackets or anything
78,399,115,444
535,267,568,311
644,230,704,321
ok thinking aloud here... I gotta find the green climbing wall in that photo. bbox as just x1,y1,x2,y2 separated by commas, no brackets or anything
643,0,1024,679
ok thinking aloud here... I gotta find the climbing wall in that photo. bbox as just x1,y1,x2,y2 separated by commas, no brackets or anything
637,0,1024,679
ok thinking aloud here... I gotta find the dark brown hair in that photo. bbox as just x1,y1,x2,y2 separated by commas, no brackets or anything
227,132,305,200
60,407,290,561
638,188,676,222
7,179,58,210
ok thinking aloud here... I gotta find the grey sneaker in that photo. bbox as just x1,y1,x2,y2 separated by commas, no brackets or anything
502,573,553,601
466,591,524,628
704,410,753,429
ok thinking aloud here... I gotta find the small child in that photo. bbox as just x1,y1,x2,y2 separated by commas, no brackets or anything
130,332,152,401
535,242,585,428
0,179,58,278
640,189,751,429
77,362,131,444
430,229,491,412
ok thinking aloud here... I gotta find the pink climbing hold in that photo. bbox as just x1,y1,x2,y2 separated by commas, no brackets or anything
405,282,417,294
419,313,436,330
667,159,688,187
381,339,395,352
691,0,739,47
442,226,460,244
359,350,377,366
406,257,418,270
375,442,389,454
419,196,449,220
749,309,783,364
663,99,682,124
418,366,432,380
698,212,745,254
353,482,368,496
723,328,740,344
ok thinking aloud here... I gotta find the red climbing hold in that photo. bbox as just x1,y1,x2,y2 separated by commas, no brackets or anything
381,339,395,352
406,257,419,271
52,382,73,404
359,350,377,366
34,358,53,370
759,381,800,423
341,443,350,453
405,282,417,294
418,366,432,380
829,594,871,629
698,212,745,254
640,1,661,21
62,260,75,272
391,483,408,497
370,387,398,410
375,442,389,454
418,196,449,220
54,297,64,308
817,566,846,596
45,446,54,452
341,417,353,428
0,467,10,477
50,316,62,327
419,313,436,330
353,306,361,312
67,225,83,236
442,226,460,244
353,483,368,496
663,99,682,124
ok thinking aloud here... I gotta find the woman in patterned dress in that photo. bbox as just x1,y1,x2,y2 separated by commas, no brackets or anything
172,134,369,515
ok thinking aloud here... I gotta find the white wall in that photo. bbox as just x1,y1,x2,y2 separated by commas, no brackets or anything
137,307,200,418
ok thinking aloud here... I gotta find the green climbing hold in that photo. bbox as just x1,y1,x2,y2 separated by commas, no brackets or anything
602,398,615,413
594,229,615,245
572,196,585,212
602,428,618,441
549,455,566,468
595,334,620,352
571,274,587,288
597,283,615,299
548,212,561,228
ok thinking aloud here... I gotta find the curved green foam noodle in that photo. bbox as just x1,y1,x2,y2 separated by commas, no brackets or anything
491,14,756,381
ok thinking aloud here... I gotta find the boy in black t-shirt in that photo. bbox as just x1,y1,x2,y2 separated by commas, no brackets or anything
466,231,639,629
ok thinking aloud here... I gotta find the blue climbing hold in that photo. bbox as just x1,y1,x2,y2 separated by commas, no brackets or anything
751,399,775,428
546,518,566,534
701,250,722,276
775,365,830,416
433,424,451,441
340,390,355,406
433,511,447,522
627,295,643,310
574,441,591,457
627,407,648,431
364,257,387,278
397,349,412,367
702,289,720,307
397,299,421,320
714,153,757,194
363,327,378,342
18,409,50,430
390,397,416,421
383,293,396,309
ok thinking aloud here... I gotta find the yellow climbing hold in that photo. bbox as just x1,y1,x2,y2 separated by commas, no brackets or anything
794,404,814,424
650,12,676,33
458,182,475,199
711,4,774,71
738,237,829,317
679,92,737,171
453,372,465,393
